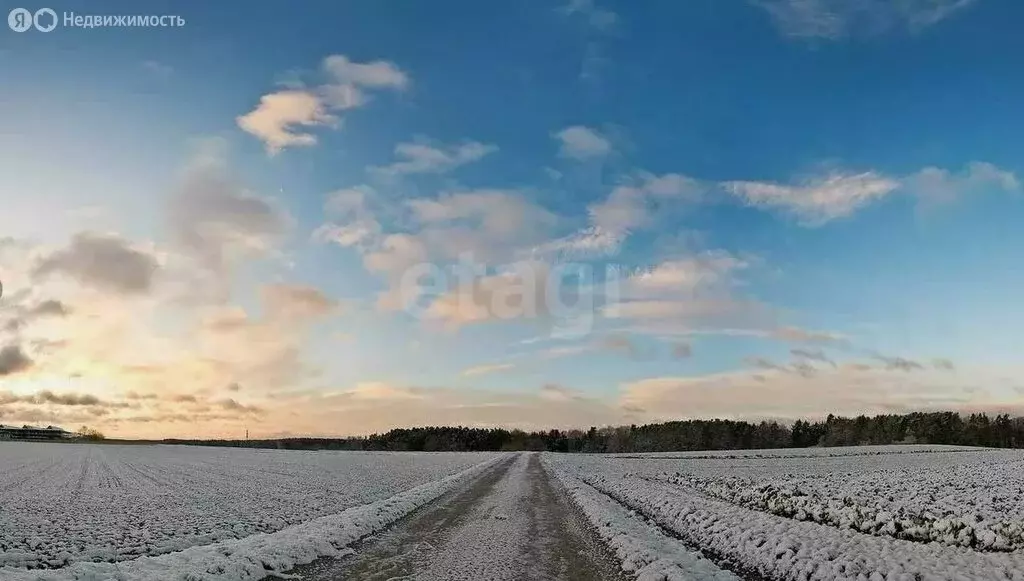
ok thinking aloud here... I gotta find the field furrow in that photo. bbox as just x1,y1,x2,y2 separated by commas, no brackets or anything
550,446,1024,581
0,442,503,571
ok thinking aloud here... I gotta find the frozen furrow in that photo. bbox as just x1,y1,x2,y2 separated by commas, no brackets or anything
575,471,1024,581
657,470,1024,552
546,455,742,581
0,443,501,568
0,454,509,581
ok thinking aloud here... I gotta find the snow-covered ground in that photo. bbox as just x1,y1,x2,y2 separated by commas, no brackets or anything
0,442,502,575
550,445,1024,580
5,443,1024,581
545,455,740,581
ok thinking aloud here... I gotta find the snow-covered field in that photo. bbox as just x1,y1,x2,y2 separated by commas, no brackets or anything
5,443,1024,581
549,445,1024,580
0,442,502,578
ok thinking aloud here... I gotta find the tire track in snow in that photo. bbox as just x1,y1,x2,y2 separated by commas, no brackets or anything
292,452,625,581
546,456,744,581
572,473,768,581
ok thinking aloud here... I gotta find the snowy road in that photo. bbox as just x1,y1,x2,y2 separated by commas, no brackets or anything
291,452,626,581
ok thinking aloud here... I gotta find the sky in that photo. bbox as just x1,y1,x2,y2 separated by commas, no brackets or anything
1,0,1023,439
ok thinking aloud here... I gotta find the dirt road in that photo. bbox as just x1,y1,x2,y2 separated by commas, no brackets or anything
290,452,626,581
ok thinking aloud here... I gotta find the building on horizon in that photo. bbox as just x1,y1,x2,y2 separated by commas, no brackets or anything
0,424,74,441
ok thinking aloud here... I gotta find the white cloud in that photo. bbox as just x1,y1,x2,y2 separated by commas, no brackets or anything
605,298,761,321
321,55,409,90
325,185,375,216
723,170,899,226
553,126,612,160
407,190,552,238
602,250,770,338
238,55,408,154
561,0,619,31
363,233,430,277
400,190,557,267
620,362,1003,422
461,363,516,377
425,261,552,329
539,344,593,359
371,140,497,177
236,90,337,155
142,60,173,79
0,149,350,437
343,382,426,401
261,284,338,320
169,154,291,284
277,381,628,435
758,0,977,40
532,226,625,258
724,162,1016,225
539,172,703,257
313,185,382,250
315,188,556,314
313,221,380,249
362,233,431,311
904,161,1020,207
771,326,848,344
625,252,748,296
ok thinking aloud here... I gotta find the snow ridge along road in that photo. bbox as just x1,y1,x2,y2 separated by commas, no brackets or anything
293,452,627,581
545,455,742,581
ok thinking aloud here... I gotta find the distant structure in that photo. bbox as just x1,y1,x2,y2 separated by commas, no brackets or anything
0,424,74,441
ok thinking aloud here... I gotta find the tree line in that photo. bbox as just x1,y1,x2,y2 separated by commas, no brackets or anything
159,411,1024,452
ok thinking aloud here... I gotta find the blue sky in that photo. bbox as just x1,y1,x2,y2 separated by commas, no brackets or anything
1,0,1023,438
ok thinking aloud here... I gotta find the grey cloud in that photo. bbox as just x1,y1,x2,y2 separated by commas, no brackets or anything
596,334,643,359
218,398,265,414
791,348,836,366
0,389,104,406
34,391,103,406
874,354,925,372
33,232,158,294
1,298,70,335
540,383,587,402
791,361,818,378
744,356,786,371
29,299,70,317
0,345,33,376
745,355,822,377
169,164,289,276
671,342,693,359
